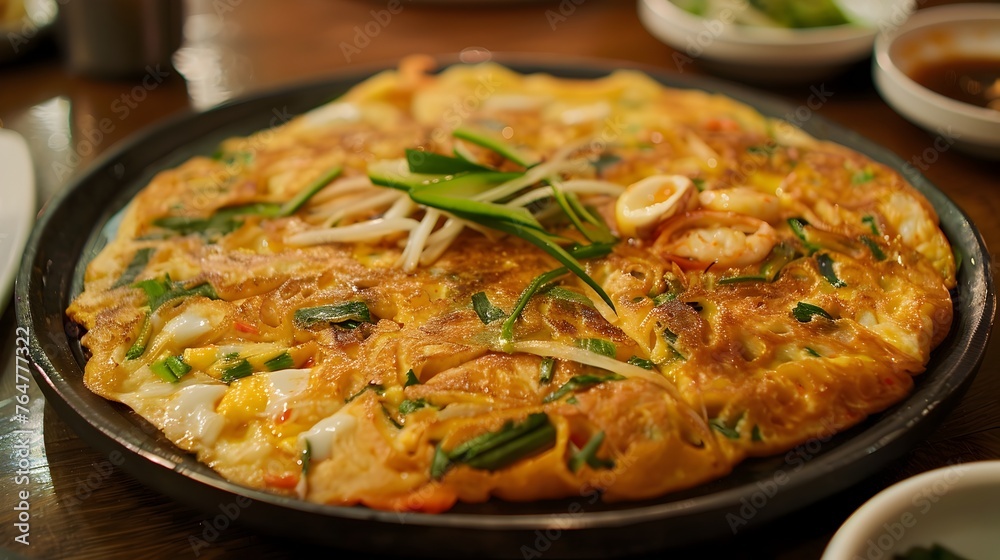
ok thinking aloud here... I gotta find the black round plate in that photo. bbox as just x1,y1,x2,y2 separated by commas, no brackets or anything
15,57,996,558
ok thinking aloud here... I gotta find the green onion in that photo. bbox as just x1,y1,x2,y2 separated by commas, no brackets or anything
652,291,677,306
150,360,179,383
125,312,152,360
788,217,820,253
816,253,846,287
539,357,555,385
471,292,506,324
751,425,763,442
543,373,624,403
381,405,403,429
294,301,372,329
589,152,621,175
860,235,886,261
431,443,452,480
404,369,421,387
461,416,557,471
862,215,880,236
851,168,875,184
574,338,616,358
627,356,654,369
221,359,252,383
793,302,833,322
345,382,384,403
804,347,821,358
264,352,294,371
691,177,706,192
718,274,766,285
543,286,595,308
500,268,568,350
760,242,798,281
164,355,192,378
135,276,219,311
113,248,155,288
568,431,614,472
410,187,543,231
153,202,282,239
709,417,740,439
398,398,433,415
453,126,539,168
550,184,615,244
405,149,491,174
278,165,342,217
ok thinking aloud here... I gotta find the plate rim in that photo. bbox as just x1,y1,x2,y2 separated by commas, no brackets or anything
14,54,996,552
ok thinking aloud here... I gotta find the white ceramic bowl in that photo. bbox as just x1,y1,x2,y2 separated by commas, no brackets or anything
637,0,915,84
873,4,1000,159
822,461,1000,560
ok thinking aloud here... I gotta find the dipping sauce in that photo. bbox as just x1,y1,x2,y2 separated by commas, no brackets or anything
908,56,1000,111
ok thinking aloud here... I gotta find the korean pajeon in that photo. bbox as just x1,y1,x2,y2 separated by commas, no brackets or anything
67,59,955,512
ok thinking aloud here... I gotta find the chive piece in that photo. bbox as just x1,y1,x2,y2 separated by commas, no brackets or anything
566,396,579,405
851,168,875,184
569,431,614,472
747,144,775,156
483,219,615,311
453,126,539,167
113,248,155,288
565,192,612,235
221,359,252,383
543,373,624,404
793,302,833,322
568,241,615,260
264,352,294,371
539,357,555,385
652,291,677,306
860,235,887,261
380,404,404,429
816,253,846,288
279,165,342,217
150,359,179,383
709,418,741,439
164,355,192,378
405,149,491,174
471,292,506,324
788,218,820,253
398,398,433,415
590,152,621,175
410,187,544,231
125,312,152,360
751,425,763,442
759,242,798,281
862,215,880,236
500,268,568,350
550,184,615,244
345,382,384,403
448,413,549,463
627,356,654,369
718,274,767,285
691,177,706,192
404,369,421,387
431,443,452,480
543,286,595,308
154,202,282,239
135,276,220,311
294,301,372,329
301,440,312,475
804,347,822,358
367,158,446,191
574,338,616,358
662,326,686,360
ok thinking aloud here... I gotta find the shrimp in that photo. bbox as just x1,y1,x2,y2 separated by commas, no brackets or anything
615,175,698,238
698,187,781,223
653,211,778,270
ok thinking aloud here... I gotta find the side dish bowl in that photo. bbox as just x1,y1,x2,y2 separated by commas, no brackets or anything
822,461,1000,560
638,0,914,84
873,3,1000,159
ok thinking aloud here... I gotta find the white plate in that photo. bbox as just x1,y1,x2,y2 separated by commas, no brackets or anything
0,128,36,316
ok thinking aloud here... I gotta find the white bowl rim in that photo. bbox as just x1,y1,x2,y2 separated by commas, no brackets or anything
639,0,877,47
822,460,1000,559
874,3,1000,124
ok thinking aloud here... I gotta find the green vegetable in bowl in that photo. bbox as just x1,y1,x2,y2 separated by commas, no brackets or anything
672,0,851,29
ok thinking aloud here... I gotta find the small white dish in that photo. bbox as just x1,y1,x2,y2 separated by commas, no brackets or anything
873,3,1000,159
823,461,1000,560
0,128,36,316
637,0,915,84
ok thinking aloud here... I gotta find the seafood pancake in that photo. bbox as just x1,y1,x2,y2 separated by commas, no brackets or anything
67,60,955,512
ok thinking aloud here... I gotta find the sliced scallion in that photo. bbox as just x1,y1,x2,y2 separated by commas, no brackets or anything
500,268,568,350
574,338,616,358
860,235,886,261
113,248,155,289
627,356,654,369
471,291,506,324
816,253,846,288
539,357,555,385
404,369,421,387
543,373,624,403
221,359,252,383
792,302,833,322
345,382,384,403
568,431,614,472
264,352,294,372
278,165,342,217
453,126,539,168
125,312,152,360
294,301,372,329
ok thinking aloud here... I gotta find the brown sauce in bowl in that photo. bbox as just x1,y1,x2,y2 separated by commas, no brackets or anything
908,57,1000,111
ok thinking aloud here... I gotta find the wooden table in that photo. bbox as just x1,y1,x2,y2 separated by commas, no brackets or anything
1,1,997,558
